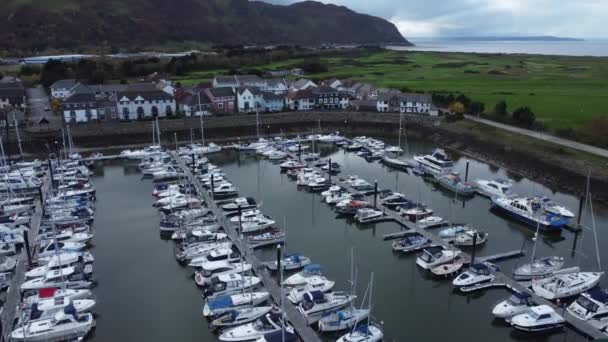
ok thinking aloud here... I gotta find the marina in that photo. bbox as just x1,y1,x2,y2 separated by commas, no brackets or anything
13,132,606,342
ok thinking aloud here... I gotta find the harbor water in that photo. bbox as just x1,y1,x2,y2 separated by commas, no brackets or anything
86,138,607,341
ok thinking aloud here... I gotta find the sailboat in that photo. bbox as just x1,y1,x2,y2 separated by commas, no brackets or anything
336,273,383,342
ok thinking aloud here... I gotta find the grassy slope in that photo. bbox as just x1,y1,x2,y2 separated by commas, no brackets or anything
175,50,608,129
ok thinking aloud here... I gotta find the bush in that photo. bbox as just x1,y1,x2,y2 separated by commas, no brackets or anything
512,106,536,128
494,100,507,116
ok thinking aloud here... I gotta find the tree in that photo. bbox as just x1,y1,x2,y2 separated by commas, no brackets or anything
448,101,466,115
494,100,507,116
512,106,536,128
470,101,485,115
51,98,61,113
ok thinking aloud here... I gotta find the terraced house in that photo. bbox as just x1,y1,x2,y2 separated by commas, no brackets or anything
117,87,176,120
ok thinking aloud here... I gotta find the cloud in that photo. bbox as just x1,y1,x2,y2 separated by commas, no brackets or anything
261,0,607,38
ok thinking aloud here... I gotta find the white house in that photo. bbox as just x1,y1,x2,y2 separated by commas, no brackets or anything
290,78,317,91
286,90,315,111
50,79,79,99
236,88,264,113
156,79,175,96
266,79,288,94
326,78,343,89
61,93,99,123
399,93,437,116
117,90,176,120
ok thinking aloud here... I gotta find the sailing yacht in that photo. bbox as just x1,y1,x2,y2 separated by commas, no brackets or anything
218,312,294,342
532,272,603,300
10,306,95,342
203,292,270,317
297,291,355,324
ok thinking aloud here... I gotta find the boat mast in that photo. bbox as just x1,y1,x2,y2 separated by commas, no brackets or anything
255,107,260,140
398,113,402,149
367,272,373,333
200,114,205,147
152,121,156,146
12,113,23,158
529,220,541,264
590,195,601,271
156,117,161,148
0,135,6,167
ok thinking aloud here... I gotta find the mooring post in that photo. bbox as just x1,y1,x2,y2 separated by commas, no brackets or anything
237,205,242,238
191,154,195,170
276,244,282,281
373,180,378,208
23,231,32,267
298,142,301,161
210,174,215,200
328,158,332,184
577,195,585,228
48,159,54,184
465,161,470,182
470,233,477,265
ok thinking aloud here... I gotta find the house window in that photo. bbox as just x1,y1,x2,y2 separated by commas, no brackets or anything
137,107,144,120
85,109,92,121
218,103,224,110
166,106,173,116
122,107,130,120
70,110,76,121
152,106,159,117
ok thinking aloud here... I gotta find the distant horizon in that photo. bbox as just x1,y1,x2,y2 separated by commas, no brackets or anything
406,35,608,41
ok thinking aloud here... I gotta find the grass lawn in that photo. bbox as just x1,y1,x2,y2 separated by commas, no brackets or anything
175,50,608,130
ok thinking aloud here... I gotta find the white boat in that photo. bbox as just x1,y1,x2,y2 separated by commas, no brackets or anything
37,241,86,258
537,196,575,218
229,209,263,223
211,306,274,328
24,288,93,307
188,247,241,268
325,191,352,205
318,307,369,332
203,292,270,317
286,144,309,153
512,256,565,281
492,196,569,231
222,197,258,211
267,151,288,160
336,324,384,342
416,247,461,270
381,154,411,170
241,215,276,233
532,272,603,300
510,305,565,332
287,276,335,303
279,160,305,170
219,312,293,342
21,266,92,291
26,253,92,279
194,261,252,287
283,264,323,287
354,208,383,223
10,308,95,342
266,253,311,271
438,225,471,239
492,292,534,320
255,329,297,342
22,297,96,323
317,133,343,143
297,291,355,324
213,183,239,198
177,242,232,262
400,205,433,222
413,149,454,175
204,273,261,298
566,288,608,320
452,230,488,247
475,179,513,198
347,177,373,191
120,145,162,159
416,216,446,229
453,262,499,287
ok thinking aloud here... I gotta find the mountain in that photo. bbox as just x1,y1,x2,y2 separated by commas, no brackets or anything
0,0,409,53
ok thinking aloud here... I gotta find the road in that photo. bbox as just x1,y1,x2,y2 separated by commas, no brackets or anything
464,114,608,159
26,86,61,129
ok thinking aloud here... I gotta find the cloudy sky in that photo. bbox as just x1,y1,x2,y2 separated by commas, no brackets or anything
262,0,606,38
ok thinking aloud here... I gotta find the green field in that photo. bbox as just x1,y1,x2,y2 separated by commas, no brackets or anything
174,50,608,130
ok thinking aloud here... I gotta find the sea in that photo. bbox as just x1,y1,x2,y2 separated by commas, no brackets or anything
388,38,608,57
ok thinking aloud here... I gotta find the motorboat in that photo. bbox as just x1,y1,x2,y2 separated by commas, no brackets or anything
229,209,263,223
306,177,330,192
176,241,232,262
26,253,92,279
491,196,569,231
317,133,344,144
416,216,447,229
344,143,362,151
475,179,513,198
400,205,433,222
266,253,311,271
345,176,373,191
413,149,454,175
566,288,608,320
204,273,262,299
20,297,96,324
438,225,472,239
21,266,93,291
335,200,371,215
297,291,355,324
354,208,383,223
287,276,335,303
241,215,276,233
211,306,275,329
37,251,94,266
452,230,488,247
416,247,461,270
255,329,298,342
336,324,384,342
283,264,323,287
492,292,534,320
434,172,475,196
392,234,430,253
510,305,565,332
222,197,258,211
381,155,411,170
0,255,17,273
279,160,305,171
10,306,95,342
267,151,288,161
318,307,369,332
37,241,86,258
380,193,410,210
121,145,162,159
194,261,252,287
363,151,383,162
248,229,285,247
39,230,94,245
384,145,403,154
430,262,464,277
532,272,603,300
180,231,227,247
512,256,565,281
219,312,293,342
188,247,241,268
300,152,320,162
325,191,353,205
23,288,93,307
286,144,309,153
203,292,270,317
212,183,239,199
453,262,499,287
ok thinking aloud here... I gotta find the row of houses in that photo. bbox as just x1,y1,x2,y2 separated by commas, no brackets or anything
52,74,437,123
0,77,26,110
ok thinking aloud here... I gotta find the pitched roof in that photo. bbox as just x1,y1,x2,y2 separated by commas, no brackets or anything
293,79,315,89
266,78,287,88
51,79,78,90
312,85,338,95
208,87,235,98
236,87,262,96
398,93,433,103
262,92,284,101
214,75,238,85
237,75,265,84
117,89,174,102
182,91,211,106
287,89,313,100
63,93,97,103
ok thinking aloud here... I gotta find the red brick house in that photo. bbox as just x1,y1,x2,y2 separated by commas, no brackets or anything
204,87,235,114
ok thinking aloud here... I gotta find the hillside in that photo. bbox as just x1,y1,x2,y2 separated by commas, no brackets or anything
0,0,409,53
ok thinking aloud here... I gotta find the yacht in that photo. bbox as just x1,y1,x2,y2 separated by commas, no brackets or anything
37,241,86,258
335,200,371,215
222,197,258,211
241,215,276,233
266,253,311,271
10,307,95,342
194,261,252,286
510,305,565,332
512,256,565,281
453,262,499,288
177,242,232,262
336,324,384,342
287,276,335,303
204,273,262,299
326,191,354,205
416,247,461,270
492,292,534,320
283,264,323,287
400,204,433,222
267,151,288,161
229,209,263,223
416,216,447,229
492,197,569,230
438,225,472,239
381,154,411,171
188,247,241,268
21,266,93,291
212,183,239,199
219,312,293,342
532,272,603,300
380,193,410,210
566,288,608,320
279,160,305,171
354,208,384,223
413,149,454,175
318,133,344,144
392,234,430,253
120,145,162,159
298,291,355,324
537,196,575,218
23,289,93,307
452,230,488,247
433,172,475,196
475,179,513,198
26,254,92,279
255,329,298,342
203,292,270,317
210,306,274,329
21,297,96,324
344,142,363,151
318,307,369,332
